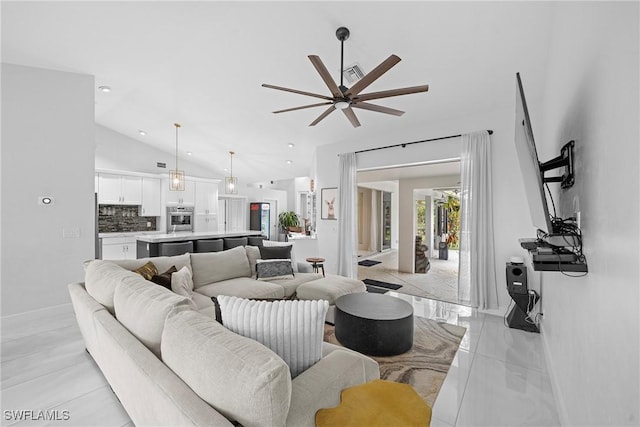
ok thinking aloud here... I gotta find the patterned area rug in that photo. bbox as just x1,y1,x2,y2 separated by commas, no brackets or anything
324,317,465,406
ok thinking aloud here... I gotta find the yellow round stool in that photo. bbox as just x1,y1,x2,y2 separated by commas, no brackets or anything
315,379,432,427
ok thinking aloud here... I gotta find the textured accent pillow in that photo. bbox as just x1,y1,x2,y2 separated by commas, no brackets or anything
150,266,177,289
256,259,294,280
263,241,298,272
217,295,328,377
171,266,197,310
134,261,158,280
259,245,292,260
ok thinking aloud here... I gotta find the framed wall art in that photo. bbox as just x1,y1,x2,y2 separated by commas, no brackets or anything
321,188,338,220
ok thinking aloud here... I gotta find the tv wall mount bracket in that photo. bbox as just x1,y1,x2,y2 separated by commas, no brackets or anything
539,140,575,189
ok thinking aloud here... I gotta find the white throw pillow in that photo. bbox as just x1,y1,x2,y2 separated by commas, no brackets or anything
263,240,298,272
171,266,197,310
217,295,328,377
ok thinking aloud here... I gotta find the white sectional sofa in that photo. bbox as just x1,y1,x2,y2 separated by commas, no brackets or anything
69,246,376,426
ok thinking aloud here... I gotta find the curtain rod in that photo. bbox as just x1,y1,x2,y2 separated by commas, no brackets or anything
348,129,493,155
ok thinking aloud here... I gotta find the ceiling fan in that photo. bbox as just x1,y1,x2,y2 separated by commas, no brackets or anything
262,27,429,128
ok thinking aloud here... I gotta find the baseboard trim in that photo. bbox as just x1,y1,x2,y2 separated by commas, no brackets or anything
540,321,570,426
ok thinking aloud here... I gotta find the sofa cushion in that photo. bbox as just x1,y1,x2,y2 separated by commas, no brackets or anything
114,278,193,358
217,296,328,378
256,259,294,281
161,309,291,427
190,246,251,289
111,253,192,276
195,277,285,300
263,240,298,272
297,275,366,305
264,272,323,297
85,260,143,314
244,245,261,277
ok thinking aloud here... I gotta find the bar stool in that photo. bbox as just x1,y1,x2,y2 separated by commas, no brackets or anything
195,239,223,253
247,236,267,247
159,241,193,257
223,237,248,250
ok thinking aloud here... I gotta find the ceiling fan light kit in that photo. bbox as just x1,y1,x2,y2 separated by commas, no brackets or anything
262,27,429,128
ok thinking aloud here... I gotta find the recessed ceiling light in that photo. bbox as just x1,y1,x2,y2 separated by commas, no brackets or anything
98,85,111,93
138,130,146,136
286,160,293,165
223,168,228,172
287,143,295,148
187,151,193,156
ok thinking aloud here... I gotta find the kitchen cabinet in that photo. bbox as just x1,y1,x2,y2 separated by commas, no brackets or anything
195,181,218,215
98,173,142,205
140,177,162,216
165,179,195,205
101,237,137,260
194,214,218,232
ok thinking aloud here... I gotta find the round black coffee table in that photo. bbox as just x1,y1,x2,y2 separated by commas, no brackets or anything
334,293,414,356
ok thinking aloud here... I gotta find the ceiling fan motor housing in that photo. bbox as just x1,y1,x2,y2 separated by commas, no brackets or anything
336,27,350,41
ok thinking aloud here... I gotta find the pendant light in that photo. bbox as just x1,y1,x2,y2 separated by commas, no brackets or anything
169,123,185,191
225,151,238,194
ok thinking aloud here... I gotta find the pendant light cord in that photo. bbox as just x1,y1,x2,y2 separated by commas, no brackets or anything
174,123,181,170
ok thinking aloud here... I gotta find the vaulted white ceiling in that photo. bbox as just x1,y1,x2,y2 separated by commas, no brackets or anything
1,1,554,184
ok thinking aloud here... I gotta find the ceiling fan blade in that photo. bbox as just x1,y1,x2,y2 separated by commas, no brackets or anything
273,102,332,114
344,54,401,97
342,107,361,128
308,55,343,98
351,102,405,116
309,106,336,126
262,83,333,101
352,85,429,102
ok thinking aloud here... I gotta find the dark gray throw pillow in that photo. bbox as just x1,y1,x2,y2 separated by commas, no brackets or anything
150,265,177,289
256,259,294,280
259,245,292,260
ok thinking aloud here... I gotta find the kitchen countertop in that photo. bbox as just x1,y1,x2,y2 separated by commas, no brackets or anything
99,231,164,238
135,230,263,243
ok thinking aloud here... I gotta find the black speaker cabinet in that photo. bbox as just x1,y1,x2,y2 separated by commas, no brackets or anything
506,263,528,295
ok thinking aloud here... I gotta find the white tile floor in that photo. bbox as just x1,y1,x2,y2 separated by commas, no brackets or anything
1,296,560,426
389,292,561,427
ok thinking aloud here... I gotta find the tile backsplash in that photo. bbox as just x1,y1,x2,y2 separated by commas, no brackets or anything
98,205,157,233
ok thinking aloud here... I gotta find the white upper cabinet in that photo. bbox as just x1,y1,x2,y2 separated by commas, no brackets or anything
165,178,195,205
98,173,142,205
140,177,162,216
195,181,218,215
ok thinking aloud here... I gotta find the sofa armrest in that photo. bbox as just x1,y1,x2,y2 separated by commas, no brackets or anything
322,342,380,382
286,349,375,427
297,262,313,273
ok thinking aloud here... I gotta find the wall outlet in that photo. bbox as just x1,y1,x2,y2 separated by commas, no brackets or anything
146,221,152,227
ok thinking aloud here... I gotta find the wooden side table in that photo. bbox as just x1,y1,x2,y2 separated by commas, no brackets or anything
305,257,325,277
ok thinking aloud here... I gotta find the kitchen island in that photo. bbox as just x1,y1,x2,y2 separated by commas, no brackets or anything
136,230,264,258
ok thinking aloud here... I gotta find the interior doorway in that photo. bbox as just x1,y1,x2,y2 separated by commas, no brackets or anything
356,162,465,305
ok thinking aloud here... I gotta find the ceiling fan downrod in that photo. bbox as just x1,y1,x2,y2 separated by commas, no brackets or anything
336,27,350,93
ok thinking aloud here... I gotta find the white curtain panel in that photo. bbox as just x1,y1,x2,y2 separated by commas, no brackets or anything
337,153,358,278
458,130,499,309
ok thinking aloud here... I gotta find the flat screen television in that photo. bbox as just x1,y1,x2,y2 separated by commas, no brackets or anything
514,72,555,235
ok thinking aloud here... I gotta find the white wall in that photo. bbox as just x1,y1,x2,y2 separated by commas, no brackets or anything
1,64,95,316
536,3,639,425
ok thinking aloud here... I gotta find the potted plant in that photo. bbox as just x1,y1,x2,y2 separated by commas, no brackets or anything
278,211,300,233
